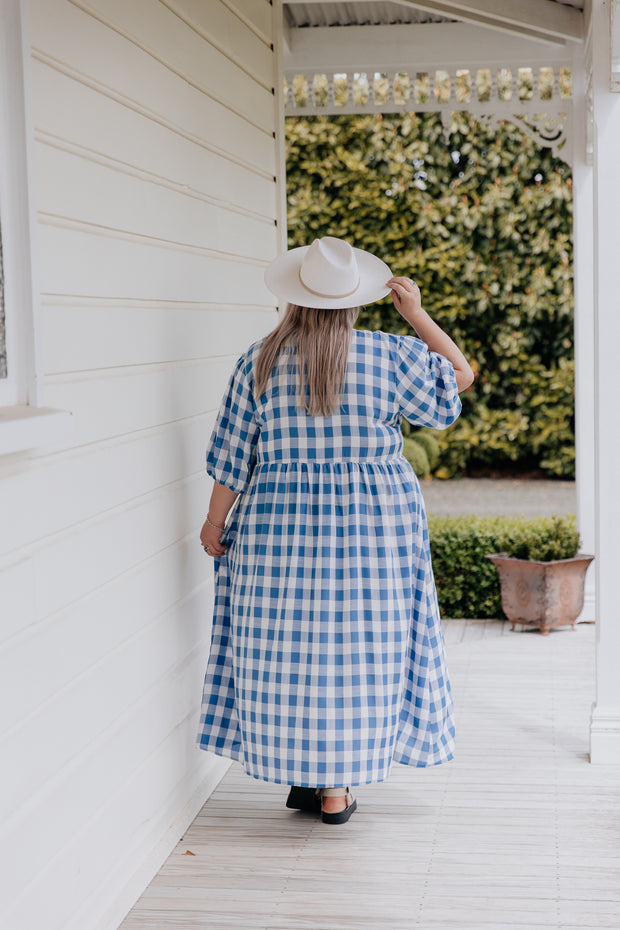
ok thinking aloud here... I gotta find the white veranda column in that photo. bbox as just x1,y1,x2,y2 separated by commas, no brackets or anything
572,54,596,622
590,0,620,763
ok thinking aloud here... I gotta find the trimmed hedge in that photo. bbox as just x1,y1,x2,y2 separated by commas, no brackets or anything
403,429,442,477
428,513,580,619
403,435,431,477
411,429,441,471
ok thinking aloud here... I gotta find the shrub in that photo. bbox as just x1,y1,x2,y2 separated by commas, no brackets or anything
428,513,580,618
498,513,580,561
403,436,431,477
411,429,441,471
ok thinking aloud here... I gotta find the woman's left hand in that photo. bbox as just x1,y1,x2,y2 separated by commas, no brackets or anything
200,517,228,558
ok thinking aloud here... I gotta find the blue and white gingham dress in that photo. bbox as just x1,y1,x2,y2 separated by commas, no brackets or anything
196,329,461,787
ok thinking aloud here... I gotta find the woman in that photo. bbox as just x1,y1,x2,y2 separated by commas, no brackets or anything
196,237,474,825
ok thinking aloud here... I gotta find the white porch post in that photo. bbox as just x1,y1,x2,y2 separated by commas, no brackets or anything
590,0,620,763
572,51,596,622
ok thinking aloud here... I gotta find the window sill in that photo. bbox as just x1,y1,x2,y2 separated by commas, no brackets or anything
0,405,74,455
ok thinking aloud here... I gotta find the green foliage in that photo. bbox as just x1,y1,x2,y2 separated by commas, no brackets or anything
498,513,580,561
403,436,431,477
286,112,575,478
411,429,441,471
428,513,580,618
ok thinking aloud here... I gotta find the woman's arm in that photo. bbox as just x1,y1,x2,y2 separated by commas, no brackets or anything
199,481,239,558
388,277,475,392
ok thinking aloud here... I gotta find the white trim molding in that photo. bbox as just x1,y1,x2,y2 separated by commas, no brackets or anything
0,0,72,454
392,0,583,45
0,404,73,455
612,0,620,89
0,0,40,407
590,706,620,764
284,23,575,73
590,0,620,765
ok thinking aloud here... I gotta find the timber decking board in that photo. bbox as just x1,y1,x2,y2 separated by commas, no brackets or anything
119,619,620,930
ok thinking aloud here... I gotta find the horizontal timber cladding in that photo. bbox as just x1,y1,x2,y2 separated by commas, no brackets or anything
30,0,275,133
32,65,276,216
41,300,274,374
37,221,270,303
1,470,208,625
44,358,237,446
0,655,213,925
34,141,278,261
0,577,213,824
0,1,279,929
0,412,214,557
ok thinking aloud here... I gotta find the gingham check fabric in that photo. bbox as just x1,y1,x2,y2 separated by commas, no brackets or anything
196,329,461,787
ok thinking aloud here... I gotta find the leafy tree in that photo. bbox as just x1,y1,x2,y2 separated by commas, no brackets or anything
286,112,574,478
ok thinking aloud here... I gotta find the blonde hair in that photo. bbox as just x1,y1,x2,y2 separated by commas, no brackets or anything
254,304,360,416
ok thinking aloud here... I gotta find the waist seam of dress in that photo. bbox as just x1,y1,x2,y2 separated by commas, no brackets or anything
254,457,408,466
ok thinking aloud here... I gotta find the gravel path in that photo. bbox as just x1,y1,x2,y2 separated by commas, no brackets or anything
420,477,576,518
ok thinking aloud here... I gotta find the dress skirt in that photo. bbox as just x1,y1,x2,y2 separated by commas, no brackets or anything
196,329,461,787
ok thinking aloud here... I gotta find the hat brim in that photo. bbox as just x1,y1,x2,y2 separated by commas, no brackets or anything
264,245,393,309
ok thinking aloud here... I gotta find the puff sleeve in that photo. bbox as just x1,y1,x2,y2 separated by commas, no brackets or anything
391,334,462,429
206,352,260,494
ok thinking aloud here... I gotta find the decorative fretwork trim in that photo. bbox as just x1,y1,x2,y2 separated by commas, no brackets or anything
284,68,573,163
478,113,571,163
284,67,572,112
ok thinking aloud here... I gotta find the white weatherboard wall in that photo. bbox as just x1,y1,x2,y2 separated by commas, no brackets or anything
0,2,280,929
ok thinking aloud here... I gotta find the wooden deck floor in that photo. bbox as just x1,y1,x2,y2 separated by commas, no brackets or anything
119,619,620,930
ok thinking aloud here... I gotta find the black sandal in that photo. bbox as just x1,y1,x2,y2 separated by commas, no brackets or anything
285,785,321,812
320,787,357,825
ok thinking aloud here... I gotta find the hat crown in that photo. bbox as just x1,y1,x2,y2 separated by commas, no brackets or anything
299,237,360,299
263,235,392,309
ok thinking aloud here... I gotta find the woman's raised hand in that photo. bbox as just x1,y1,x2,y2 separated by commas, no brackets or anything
388,277,422,321
387,277,475,391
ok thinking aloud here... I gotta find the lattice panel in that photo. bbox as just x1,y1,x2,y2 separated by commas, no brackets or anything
284,67,572,114
284,67,572,160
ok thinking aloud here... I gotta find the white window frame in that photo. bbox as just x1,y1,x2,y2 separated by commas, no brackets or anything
0,0,72,454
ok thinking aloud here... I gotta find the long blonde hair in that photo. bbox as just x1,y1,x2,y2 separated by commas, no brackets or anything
254,304,360,416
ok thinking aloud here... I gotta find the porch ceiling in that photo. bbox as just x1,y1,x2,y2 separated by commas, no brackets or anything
284,0,585,46
284,2,456,27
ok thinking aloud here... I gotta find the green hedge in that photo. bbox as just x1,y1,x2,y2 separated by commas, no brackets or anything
428,514,580,619
403,436,430,477
286,112,575,478
403,429,442,477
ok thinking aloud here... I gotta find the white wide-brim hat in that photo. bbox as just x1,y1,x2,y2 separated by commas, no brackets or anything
264,236,393,309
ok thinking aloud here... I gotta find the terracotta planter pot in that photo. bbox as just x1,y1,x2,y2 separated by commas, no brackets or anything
485,553,594,635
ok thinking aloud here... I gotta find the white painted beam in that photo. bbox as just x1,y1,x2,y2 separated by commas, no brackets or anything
397,1,583,43
285,23,572,73
281,2,293,55
590,0,620,764
571,50,596,625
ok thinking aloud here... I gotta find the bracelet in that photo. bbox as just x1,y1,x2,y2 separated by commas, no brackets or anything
206,513,225,532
